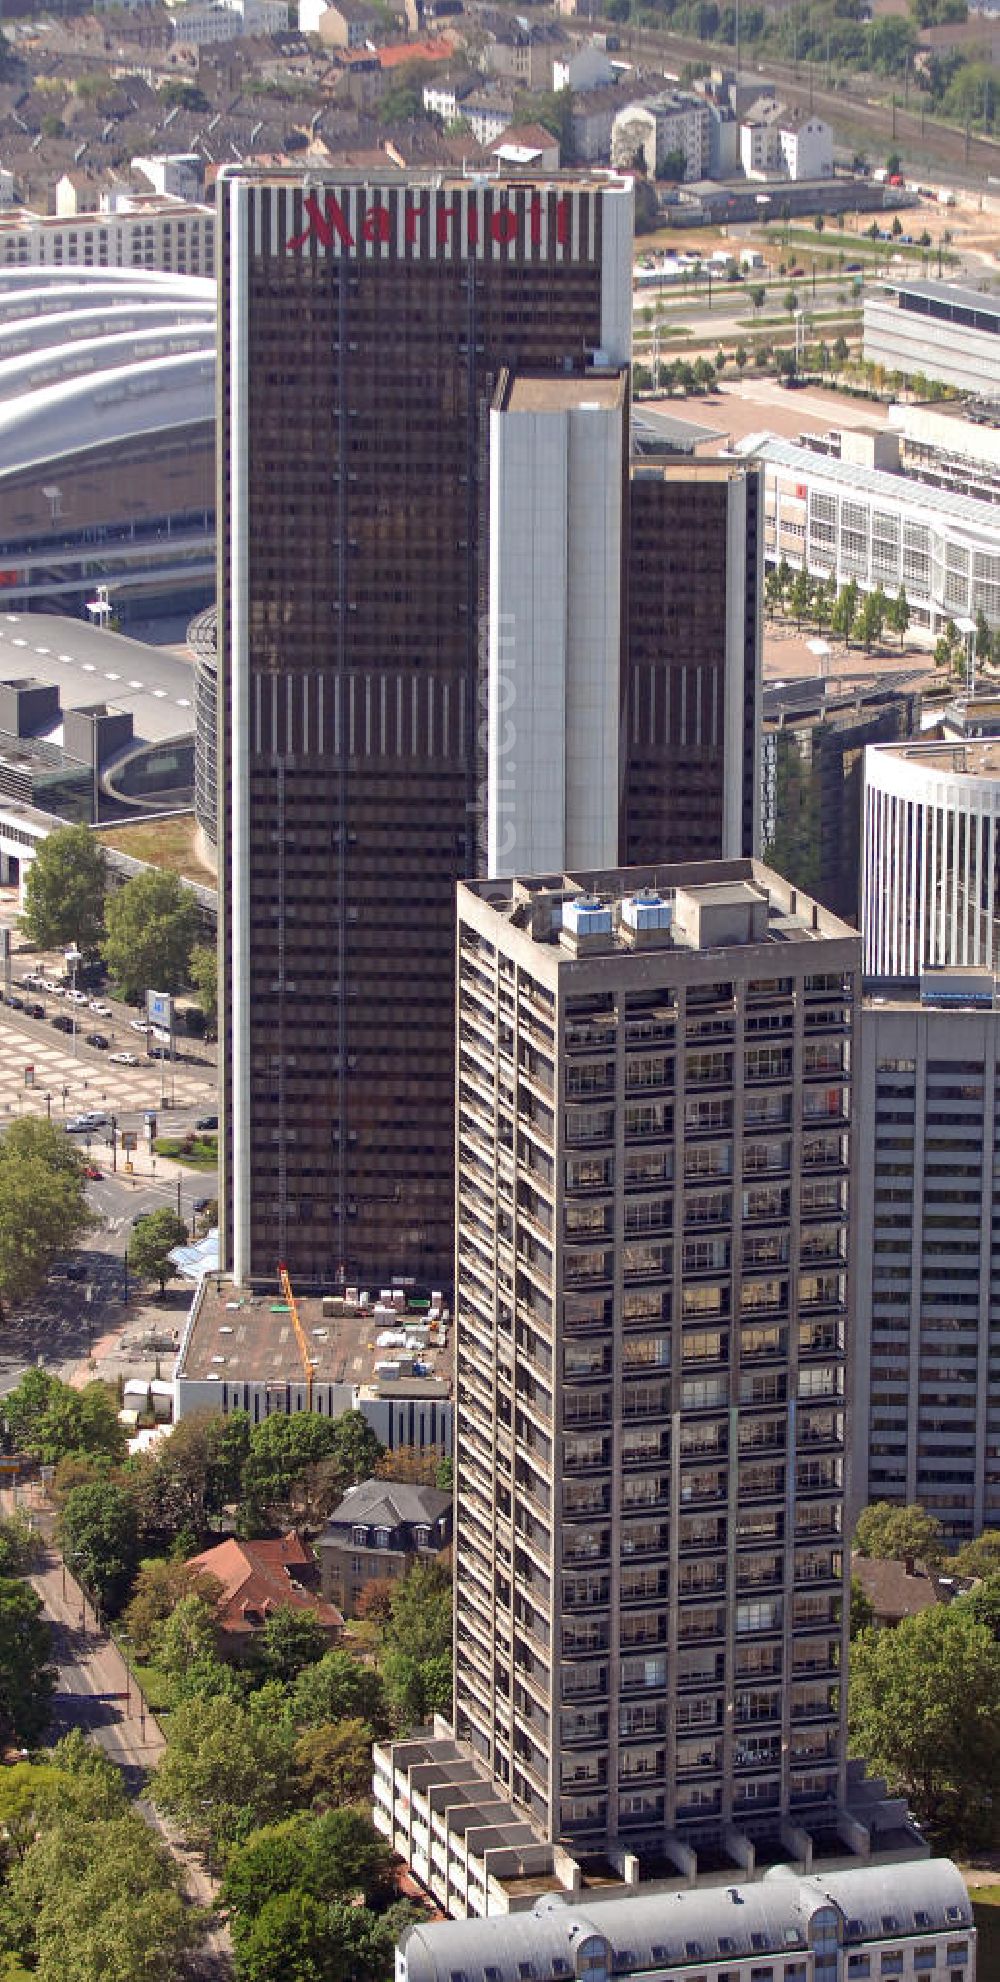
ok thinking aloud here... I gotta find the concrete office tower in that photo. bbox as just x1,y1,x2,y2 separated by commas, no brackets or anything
487,370,628,881
453,862,857,1863
218,169,633,1289
854,969,1000,1543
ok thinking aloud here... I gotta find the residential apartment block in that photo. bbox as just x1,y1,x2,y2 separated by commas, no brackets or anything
0,190,215,275
854,971,1000,1542
451,862,857,1863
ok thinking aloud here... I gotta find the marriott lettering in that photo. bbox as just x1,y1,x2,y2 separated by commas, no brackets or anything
285,191,576,256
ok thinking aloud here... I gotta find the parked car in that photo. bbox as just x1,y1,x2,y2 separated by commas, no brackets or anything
89,1000,112,1017
6,995,24,1011
27,1002,45,1020
84,1165,103,1181
196,1115,218,1132
85,1032,109,1050
130,1019,150,1035
109,1051,139,1066
51,1014,74,1034
65,1117,94,1134
66,989,88,1005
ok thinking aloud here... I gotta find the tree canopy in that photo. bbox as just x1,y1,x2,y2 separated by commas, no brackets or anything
189,942,218,1033
952,1529,1000,1580
853,1500,944,1568
290,1647,390,1739
101,868,200,1003
127,1208,189,1294
19,824,107,954
0,1120,92,1316
152,1691,296,1851
381,1559,453,1730
3,1368,124,1467
849,1605,1000,1850
58,1480,139,1615
0,1578,53,1748
241,1408,384,1529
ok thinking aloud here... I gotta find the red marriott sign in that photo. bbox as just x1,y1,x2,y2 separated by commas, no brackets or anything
271,184,593,263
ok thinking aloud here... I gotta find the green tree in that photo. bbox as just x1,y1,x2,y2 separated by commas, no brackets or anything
853,1500,944,1567
0,1513,40,1578
813,212,825,232
3,1808,201,1982
101,868,200,1003
789,568,814,627
960,1574,1000,1641
831,578,860,648
0,1121,92,1317
222,1807,393,1927
293,1717,374,1809
189,942,217,1034
975,606,992,663
0,1578,54,1746
256,1604,330,1684
856,586,887,652
152,1591,221,1681
749,283,766,314
58,1480,139,1615
952,1530,1000,1580
241,1409,380,1528
783,287,799,315
887,586,911,649
290,1648,390,1737
849,1606,1000,1849
832,334,850,366
153,1691,296,1850
123,1558,215,1660
329,1408,385,1489
31,1379,126,1468
382,1647,453,1728
127,1406,250,1541
19,823,107,954
127,1208,189,1295
660,144,687,182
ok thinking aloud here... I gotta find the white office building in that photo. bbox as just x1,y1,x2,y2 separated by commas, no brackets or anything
863,280,1000,398
736,432,1000,637
861,738,1000,977
0,190,214,275
487,371,625,878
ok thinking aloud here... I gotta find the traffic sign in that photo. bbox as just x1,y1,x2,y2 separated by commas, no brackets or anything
23,1065,33,1088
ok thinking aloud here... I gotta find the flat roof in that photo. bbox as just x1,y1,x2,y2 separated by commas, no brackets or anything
0,614,195,743
875,736,1000,778
887,275,1000,320
500,370,626,412
179,1275,453,1393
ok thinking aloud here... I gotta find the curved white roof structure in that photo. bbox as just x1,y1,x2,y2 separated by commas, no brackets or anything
0,266,215,480
0,266,216,609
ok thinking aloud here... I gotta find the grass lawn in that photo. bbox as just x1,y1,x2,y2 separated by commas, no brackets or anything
968,1886,1000,1978
153,1134,218,1169
129,1659,174,1717
98,814,216,888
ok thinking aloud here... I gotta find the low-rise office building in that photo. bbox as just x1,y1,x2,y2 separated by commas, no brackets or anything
863,279,1000,398
737,431,1000,638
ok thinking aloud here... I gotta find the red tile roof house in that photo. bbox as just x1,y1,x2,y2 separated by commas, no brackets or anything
186,1532,344,1660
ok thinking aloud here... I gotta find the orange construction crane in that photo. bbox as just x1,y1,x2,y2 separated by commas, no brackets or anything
278,1261,314,1409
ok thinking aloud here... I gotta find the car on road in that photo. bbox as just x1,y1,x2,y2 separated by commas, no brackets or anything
65,1117,95,1133
845,261,863,272
130,1019,150,1035
85,1032,110,1050
6,994,24,1011
89,1000,112,1017
51,1014,74,1034
109,1051,139,1066
27,1002,45,1020
84,1164,103,1180
42,980,63,996
196,1115,218,1132
66,989,88,1005
193,1196,212,1214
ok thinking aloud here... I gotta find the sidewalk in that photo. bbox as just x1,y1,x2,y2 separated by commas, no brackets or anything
3,1490,230,1969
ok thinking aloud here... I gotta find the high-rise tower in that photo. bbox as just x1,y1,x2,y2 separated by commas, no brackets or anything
218,169,633,1289
219,168,762,1295
453,862,856,1859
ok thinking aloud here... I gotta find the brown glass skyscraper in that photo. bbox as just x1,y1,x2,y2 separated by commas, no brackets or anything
218,171,634,1287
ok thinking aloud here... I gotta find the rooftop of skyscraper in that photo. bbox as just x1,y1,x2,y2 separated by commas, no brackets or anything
462,860,858,958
